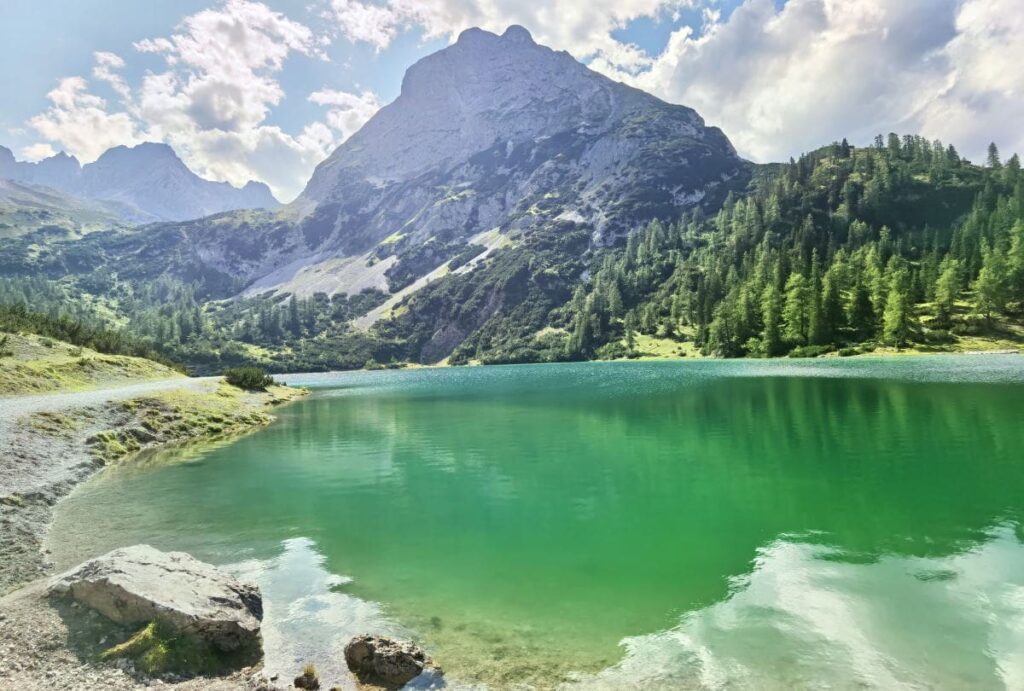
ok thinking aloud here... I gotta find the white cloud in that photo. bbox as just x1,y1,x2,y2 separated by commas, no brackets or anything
92,51,131,101
326,0,1022,164
309,88,382,138
603,0,1021,163
28,77,142,162
20,143,57,161
22,0,1023,201
26,0,352,202
915,0,1024,164
327,0,692,72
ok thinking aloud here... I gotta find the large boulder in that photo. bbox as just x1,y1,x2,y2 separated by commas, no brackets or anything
49,544,262,653
344,634,439,688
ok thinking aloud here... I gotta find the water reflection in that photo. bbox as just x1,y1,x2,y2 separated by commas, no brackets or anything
571,525,1024,690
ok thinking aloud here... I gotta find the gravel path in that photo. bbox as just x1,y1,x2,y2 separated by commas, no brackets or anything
1,377,221,593
0,377,215,428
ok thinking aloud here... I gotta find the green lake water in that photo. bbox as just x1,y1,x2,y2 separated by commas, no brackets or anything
47,358,1024,689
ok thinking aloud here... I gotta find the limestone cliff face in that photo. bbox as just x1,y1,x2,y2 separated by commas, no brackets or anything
292,25,745,257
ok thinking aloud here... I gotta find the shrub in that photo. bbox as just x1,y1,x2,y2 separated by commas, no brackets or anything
838,347,859,357
787,344,834,358
223,366,275,391
0,333,11,358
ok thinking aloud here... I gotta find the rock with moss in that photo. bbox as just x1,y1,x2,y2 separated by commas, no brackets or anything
49,545,263,655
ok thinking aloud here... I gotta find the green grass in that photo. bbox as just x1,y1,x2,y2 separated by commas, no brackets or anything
89,382,306,464
0,332,181,395
100,621,236,675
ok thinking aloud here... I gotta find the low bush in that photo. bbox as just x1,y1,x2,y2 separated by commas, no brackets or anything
787,344,834,358
223,366,274,391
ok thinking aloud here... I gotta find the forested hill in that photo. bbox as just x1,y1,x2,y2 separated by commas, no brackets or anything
0,134,1021,372
555,136,1024,361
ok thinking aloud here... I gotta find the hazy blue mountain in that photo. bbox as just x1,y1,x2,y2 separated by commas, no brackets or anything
0,178,131,239
0,142,279,223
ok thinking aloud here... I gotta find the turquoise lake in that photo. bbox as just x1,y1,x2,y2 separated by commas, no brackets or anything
48,357,1024,689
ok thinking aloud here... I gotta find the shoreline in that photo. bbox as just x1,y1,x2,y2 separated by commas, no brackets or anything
0,375,306,690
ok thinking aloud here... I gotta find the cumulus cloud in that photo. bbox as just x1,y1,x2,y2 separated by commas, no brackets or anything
915,0,1024,164
22,0,1023,198
28,76,142,162
309,88,382,138
25,0,367,201
20,143,58,161
325,0,1022,163
610,0,1022,163
327,0,691,72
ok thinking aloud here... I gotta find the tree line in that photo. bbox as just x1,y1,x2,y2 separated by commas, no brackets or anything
565,135,1023,358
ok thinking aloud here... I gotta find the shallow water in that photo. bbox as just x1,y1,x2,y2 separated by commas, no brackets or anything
48,357,1024,688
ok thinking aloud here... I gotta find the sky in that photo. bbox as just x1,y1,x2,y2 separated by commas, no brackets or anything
1,0,1020,202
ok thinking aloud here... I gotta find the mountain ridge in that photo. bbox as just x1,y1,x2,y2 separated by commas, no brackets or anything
0,142,279,223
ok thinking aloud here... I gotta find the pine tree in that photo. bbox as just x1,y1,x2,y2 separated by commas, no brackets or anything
288,294,302,337
1008,219,1024,303
848,282,875,340
624,312,637,350
761,283,783,356
819,269,844,344
933,257,961,326
882,269,912,348
974,243,1009,319
782,273,811,345
987,142,1002,169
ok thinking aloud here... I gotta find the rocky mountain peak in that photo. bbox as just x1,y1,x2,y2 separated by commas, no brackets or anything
300,25,689,210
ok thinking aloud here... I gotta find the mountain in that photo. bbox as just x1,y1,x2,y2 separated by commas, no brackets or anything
0,178,130,239
0,25,753,368
0,142,279,223
72,26,746,300
287,25,744,273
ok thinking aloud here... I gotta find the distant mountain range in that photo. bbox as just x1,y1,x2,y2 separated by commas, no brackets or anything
0,142,279,223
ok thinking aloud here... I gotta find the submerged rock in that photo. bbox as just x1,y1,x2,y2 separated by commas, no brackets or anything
48,544,263,653
343,634,439,687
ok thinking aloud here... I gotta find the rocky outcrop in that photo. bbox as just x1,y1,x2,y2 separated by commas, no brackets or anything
48,544,263,653
343,634,439,688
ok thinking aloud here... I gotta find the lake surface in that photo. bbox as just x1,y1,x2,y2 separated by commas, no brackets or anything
48,358,1024,689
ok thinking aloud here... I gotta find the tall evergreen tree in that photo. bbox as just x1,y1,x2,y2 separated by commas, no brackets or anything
782,273,811,345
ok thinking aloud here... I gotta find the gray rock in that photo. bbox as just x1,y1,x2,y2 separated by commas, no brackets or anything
48,544,262,653
344,634,439,688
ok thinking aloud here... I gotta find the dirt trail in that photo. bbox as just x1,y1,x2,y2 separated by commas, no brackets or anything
0,377,215,429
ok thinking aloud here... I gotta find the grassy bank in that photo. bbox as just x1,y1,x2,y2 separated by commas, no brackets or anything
88,381,305,464
0,332,306,596
0,332,182,396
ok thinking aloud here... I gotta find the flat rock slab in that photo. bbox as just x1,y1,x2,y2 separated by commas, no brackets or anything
48,544,262,653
